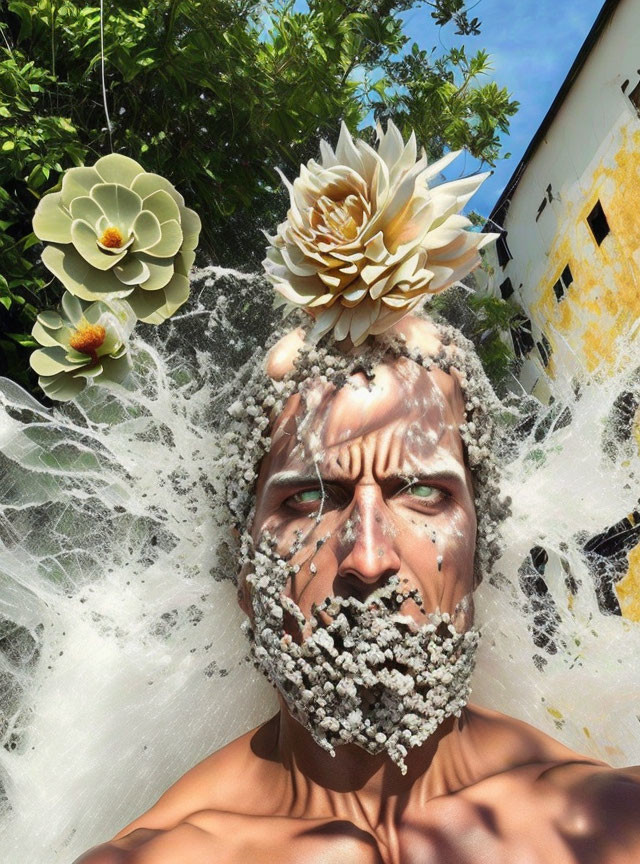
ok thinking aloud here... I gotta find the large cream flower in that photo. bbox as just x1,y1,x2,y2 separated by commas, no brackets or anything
263,120,498,346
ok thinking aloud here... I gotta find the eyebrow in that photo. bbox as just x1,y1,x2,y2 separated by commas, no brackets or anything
263,467,467,497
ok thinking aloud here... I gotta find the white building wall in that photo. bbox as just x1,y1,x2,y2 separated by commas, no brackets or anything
494,0,640,396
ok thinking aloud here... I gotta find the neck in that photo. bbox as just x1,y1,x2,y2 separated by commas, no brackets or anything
269,696,479,813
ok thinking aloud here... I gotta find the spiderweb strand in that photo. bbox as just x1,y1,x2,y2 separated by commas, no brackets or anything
100,0,113,152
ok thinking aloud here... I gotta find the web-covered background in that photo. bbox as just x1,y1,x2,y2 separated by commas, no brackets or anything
1,267,639,862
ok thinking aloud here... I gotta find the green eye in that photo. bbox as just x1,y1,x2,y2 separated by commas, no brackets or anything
408,484,439,499
291,489,323,504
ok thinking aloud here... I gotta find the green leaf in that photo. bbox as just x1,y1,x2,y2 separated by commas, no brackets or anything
6,332,37,348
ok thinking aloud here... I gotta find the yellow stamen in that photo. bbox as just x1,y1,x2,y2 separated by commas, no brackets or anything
317,197,359,241
69,323,106,356
100,226,124,248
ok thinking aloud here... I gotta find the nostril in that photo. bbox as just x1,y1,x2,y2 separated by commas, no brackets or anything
338,568,399,599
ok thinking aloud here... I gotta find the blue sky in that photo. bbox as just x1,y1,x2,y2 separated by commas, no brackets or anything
285,0,607,218
395,0,607,216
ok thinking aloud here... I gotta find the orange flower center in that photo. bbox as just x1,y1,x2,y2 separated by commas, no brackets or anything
69,323,106,355
100,226,124,248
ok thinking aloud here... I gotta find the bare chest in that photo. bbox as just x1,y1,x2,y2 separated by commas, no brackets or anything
389,765,634,864
114,765,638,864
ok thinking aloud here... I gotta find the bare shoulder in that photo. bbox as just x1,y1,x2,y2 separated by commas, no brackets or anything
77,813,381,864
541,760,640,821
73,823,216,864
463,703,604,768
111,717,278,840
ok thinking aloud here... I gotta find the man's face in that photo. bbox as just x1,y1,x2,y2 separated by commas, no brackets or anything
250,354,477,631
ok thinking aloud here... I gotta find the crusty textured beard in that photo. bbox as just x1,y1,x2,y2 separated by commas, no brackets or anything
242,534,480,775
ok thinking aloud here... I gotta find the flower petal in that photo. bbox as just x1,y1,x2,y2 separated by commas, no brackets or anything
30,346,82,376
90,183,142,232
71,219,127,270
114,255,151,285
70,195,104,228
32,320,64,348
350,300,378,346
179,207,201,252
145,272,190,323
126,287,169,322
37,310,64,330
95,153,145,186
333,307,353,342
142,189,181,225
32,191,73,243
38,372,86,401
376,118,404,172
130,172,185,207
176,249,196,276
135,255,175,291
309,304,341,342
130,210,162,253
41,245,130,300
144,219,182,258
98,353,131,383
61,167,102,208
61,292,85,326
72,362,104,380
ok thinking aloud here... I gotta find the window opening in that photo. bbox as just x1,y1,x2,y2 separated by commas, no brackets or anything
552,264,573,302
496,232,512,268
511,316,535,360
587,200,610,246
499,277,514,300
628,80,640,115
537,333,552,367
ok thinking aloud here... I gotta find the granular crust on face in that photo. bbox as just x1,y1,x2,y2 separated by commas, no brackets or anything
220,311,511,589
216,313,510,767
242,533,480,775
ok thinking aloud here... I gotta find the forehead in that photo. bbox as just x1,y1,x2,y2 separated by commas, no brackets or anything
261,356,468,480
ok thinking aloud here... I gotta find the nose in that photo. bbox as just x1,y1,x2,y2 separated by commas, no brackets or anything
337,484,401,590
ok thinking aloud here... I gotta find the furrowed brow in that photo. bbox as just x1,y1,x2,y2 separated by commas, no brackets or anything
389,468,467,489
263,471,323,495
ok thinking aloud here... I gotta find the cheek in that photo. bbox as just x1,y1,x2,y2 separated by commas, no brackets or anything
400,505,476,592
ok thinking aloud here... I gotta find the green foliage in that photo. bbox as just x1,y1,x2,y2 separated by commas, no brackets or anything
430,284,524,394
0,0,518,390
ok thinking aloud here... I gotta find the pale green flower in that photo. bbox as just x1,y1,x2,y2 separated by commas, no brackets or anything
29,292,136,401
32,154,201,324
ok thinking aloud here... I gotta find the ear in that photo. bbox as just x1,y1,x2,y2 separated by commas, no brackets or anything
237,562,252,618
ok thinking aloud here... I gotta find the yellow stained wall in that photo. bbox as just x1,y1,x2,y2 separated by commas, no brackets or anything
529,121,640,621
531,122,640,378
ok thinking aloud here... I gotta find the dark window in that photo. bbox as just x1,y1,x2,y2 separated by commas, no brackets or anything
553,279,564,302
629,80,640,115
553,264,573,302
511,316,535,359
496,232,512,268
621,78,630,94
499,277,514,300
535,198,547,222
587,200,610,245
537,334,552,366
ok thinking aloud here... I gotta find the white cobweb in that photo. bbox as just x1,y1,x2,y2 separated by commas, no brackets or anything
0,267,639,863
